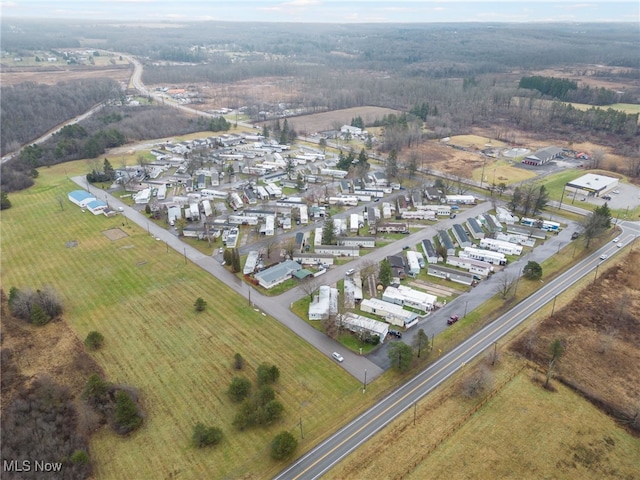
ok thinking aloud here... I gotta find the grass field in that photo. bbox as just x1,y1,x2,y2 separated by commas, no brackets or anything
448,134,507,149
471,158,537,185
328,356,640,480
1,160,399,480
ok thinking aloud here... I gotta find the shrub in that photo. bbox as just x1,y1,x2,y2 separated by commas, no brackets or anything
262,400,284,425
233,352,244,370
228,376,252,403
257,363,280,386
82,374,110,406
270,431,298,460
113,390,143,434
84,331,105,350
191,422,224,448
70,449,90,465
29,303,50,326
194,297,207,312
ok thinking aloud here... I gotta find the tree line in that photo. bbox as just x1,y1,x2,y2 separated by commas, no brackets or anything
0,78,122,155
0,105,210,193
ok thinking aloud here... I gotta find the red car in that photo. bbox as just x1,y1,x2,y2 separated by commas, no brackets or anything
447,315,459,325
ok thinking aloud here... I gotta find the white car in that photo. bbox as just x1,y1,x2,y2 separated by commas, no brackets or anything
612,237,620,243
599,254,608,260
331,352,344,362
345,268,355,275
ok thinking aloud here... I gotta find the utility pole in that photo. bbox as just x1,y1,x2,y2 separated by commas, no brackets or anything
551,295,558,315
363,369,367,394
299,418,304,439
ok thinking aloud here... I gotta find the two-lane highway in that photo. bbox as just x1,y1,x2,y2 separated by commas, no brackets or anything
275,227,633,479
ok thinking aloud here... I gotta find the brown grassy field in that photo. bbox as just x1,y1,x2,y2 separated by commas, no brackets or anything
0,65,132,86
278,106,403,135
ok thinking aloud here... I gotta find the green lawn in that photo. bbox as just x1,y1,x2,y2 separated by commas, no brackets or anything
1,160,393,480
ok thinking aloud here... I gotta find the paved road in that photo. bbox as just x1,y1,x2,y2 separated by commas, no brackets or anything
71,176,385,381
274,222,636,480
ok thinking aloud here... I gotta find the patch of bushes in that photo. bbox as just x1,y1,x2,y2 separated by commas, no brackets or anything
84,331,104,351
191,423,224,448
7,285,63,325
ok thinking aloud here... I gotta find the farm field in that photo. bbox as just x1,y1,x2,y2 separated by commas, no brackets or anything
277,106,402,135
0,160,399,480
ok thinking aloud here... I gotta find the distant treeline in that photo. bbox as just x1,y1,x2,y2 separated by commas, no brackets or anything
0,105,213,192
519,76,578,100
0,78,122,155
2,20,639,73
519,76,624,106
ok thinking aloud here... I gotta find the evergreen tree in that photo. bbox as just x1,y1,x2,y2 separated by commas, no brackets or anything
114,390,143,434
0,191,11,210
29,303,50,326
321,217,336,245
378,258,392,287
270,431,298,460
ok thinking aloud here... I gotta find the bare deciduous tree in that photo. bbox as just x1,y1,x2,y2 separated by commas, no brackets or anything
300,277,321,301
495,274,517,299
460,365,494,398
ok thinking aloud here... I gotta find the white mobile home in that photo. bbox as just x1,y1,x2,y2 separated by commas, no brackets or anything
405,250,421,276
360,298,419,328
479,238,523,256
382,285,436,313
460,246,507,265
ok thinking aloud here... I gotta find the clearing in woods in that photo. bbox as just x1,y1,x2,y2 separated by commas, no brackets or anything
1,159,400,480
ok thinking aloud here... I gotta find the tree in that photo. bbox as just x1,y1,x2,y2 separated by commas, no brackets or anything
192,423,224,448
434,241,448,263
318,137,327,154
262,400,284,425
285,157,295,179
413,328,430,358
228,376,252,402
257,363,280,386
233,353,244,370
580,206,611,248
82,373,110,406
85,331,105,350
387,341,413,371
385,149,399,180
194,297,207,312
270,431,298,460
406,152,418,179
523,261,542,280
321,217,336,245
545,339,565,388
378,258,392,287
29,303,50,326
0,191,11,210
460,365,494,398
300,276,320,301
593,202,612,229
495,274,517,299
113,390,143,434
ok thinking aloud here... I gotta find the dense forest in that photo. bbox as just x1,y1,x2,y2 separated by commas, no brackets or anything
0,105,210,192
2,20,639,72
0,79,122,154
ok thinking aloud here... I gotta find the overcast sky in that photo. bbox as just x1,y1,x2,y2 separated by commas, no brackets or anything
1,0,638,23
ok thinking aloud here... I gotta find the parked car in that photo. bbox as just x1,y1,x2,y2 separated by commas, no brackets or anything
331,352,344,362
389,330,403,339
345,268,355,275
447,315,459,325
403,245,410,250
571,232,580,240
